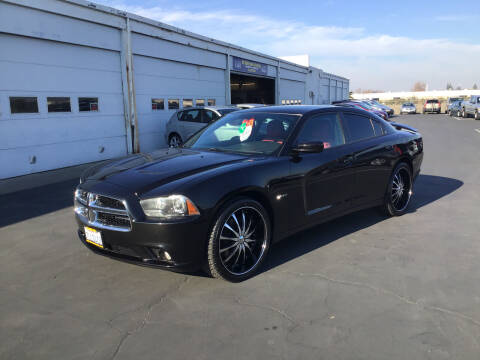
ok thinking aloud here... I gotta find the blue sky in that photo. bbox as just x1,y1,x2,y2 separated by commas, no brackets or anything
98,0,479,91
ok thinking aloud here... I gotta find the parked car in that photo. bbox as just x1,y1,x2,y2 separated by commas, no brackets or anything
235,103,267,109
446,97,463,114
366,99,394,116
400,102,416,114
461,95,480,120
423,99,441,114
337,101,389,120
74,105,423,281
165,106,239,147
448,100,463,117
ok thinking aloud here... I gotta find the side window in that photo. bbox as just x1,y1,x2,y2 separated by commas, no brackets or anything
371,119,383,136
182,109,202,123
295,112,345,149
176,111,184,120
342,113,375,143
203,110,219,123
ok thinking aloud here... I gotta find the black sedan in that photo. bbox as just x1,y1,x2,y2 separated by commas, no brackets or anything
75,105,423,282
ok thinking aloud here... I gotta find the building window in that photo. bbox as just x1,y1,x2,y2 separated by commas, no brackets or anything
281,100,286,105
208,99,216,106
79,97,99,112
168,99,179,110
9,97,39,114
47,97,71,112
196,99,205,106
183,99,193,108
151,98,164,110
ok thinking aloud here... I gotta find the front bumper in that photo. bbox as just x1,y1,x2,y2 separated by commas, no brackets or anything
401,108,416,114
76,214,209,272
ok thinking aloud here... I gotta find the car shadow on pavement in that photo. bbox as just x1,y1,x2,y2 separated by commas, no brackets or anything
0,179,78,228
262,174,463,274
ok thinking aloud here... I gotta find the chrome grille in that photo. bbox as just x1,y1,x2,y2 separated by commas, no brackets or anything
75,190,131,232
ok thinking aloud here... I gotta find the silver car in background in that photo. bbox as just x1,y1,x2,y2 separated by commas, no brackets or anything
165,106,239,147
400,102,417,114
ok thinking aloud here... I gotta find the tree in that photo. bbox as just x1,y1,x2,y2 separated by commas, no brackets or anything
473,84,478,90
446,83,453,90
412,82,426,92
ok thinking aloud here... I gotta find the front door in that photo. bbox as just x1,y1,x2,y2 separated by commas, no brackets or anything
288,111,355,230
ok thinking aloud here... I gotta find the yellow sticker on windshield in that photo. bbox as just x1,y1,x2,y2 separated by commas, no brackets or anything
239,118,254,142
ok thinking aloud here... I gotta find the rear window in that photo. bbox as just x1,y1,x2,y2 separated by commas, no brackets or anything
427,100,439,103
342,113,375,142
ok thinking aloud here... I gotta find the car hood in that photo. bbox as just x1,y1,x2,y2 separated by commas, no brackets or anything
82,148,248,195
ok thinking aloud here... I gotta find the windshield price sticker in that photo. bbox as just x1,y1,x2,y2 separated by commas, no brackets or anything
239,118,254,141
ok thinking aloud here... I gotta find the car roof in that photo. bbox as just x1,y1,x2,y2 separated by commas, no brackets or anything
179,106,237,111
234,104,372,116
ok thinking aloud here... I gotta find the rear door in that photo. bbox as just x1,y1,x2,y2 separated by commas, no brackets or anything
340,112,393,207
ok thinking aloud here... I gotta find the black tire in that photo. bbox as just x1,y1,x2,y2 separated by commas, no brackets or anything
462,109,468,118
475,111,479,120
206,198,271,282
448,110,452,116
457,110,461,117
168,133,182,147
381,163,413,217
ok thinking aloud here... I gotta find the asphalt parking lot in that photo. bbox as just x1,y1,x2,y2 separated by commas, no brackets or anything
1,114,479,360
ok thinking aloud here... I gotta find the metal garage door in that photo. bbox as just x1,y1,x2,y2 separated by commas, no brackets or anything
280,78,305,104
133,55,226,152
0,34,127,179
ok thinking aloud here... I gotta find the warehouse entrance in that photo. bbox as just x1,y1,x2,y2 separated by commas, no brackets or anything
230,73,275,105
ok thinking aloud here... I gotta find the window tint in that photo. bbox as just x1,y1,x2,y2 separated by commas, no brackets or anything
295,112,345,149
342,113,375,142
183,99,193,108
10,97,38,114
371,119,383,136
168,99,179,110
181,109,202,123
207,99,216,106
79,97,98,112
203,110,219,123
196,99,205,106
151,98,164,110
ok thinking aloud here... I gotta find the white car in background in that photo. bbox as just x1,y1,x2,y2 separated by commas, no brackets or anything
165,106,239,147
400,102,417,114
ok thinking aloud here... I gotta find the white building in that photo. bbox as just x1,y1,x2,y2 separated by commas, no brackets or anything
0,0,349,179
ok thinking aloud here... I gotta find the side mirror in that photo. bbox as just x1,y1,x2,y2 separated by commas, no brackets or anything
292,142,325,154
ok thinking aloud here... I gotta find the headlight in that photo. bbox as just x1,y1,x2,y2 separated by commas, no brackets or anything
140,195,200,219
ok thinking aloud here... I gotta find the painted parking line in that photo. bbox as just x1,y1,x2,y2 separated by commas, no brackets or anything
475,129,480,134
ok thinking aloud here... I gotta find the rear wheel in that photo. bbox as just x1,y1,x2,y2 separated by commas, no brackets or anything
168,133,182,148
457,110,461,117
381,163,413,217
206,198,271,282
462,109,468,118
475,111,479,120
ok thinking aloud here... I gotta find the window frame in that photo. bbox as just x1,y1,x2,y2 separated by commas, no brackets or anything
151,98,165,111
168,99,180,110
183,99,193,108
339,111,377,144
78,97,99,112
47,97,72,113
207,99,216,106
9,96,39,114
180,109,202,123
292,111,346,150
196,99,205,106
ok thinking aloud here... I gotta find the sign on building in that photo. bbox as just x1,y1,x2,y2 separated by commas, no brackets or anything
232,57,268,76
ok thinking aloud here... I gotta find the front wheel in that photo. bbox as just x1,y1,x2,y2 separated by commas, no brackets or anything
462,109,468,118
381,163,413,216
206,199,271,282
475,111,479,120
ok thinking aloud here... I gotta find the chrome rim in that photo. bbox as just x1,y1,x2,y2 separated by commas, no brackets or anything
169,135,180,147
218,206,267,276
391,168,412,212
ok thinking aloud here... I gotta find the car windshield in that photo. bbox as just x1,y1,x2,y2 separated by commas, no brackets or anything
403,103,414,106
183,111,300,155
